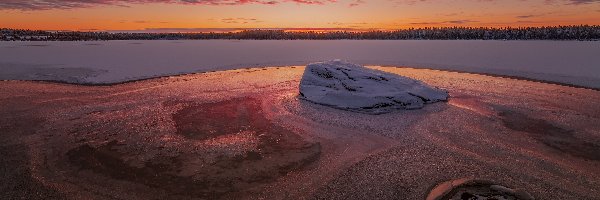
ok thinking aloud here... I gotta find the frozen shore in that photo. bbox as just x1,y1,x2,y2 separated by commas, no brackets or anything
1,40,599,88
1,67,599,199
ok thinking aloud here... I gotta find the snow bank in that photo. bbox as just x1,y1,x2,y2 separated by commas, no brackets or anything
1,40,600,88
299,60,448,114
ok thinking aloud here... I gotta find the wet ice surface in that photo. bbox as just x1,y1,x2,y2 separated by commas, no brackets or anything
300,60,448,113
1,40,600,88
1,67,600,199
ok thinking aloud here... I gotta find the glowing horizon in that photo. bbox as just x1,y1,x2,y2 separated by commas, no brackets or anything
1,0,599,32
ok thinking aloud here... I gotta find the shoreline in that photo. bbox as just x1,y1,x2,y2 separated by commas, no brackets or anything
382,66,600,91
3,39,600,42
3,65,598,91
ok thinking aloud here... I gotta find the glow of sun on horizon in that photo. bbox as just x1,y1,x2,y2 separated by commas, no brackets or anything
0,0,599,32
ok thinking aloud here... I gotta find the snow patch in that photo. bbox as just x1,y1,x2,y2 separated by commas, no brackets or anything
1,40,600,88
299,60,448,114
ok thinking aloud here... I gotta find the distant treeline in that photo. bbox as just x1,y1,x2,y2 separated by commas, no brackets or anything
2,25,600,41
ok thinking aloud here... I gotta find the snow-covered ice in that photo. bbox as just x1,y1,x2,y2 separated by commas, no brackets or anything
299,60,448,113
1,40,599,88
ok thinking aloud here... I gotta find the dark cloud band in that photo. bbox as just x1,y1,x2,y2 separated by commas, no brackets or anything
0,0,336,10
1,0,597,10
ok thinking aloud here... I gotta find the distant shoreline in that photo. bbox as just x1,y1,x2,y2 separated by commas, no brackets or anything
3,25,600,41
2,39,599,42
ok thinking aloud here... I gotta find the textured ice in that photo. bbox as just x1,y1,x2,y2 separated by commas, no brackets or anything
299,60,448,114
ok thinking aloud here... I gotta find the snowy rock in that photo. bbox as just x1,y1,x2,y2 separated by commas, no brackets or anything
299,60,448,114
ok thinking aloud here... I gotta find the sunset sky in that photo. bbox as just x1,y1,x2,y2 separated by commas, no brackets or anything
1,0,599,32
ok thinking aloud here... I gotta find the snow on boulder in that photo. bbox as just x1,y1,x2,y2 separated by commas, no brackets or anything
299,60,448,114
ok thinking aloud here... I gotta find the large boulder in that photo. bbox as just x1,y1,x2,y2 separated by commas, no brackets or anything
299,60,448,114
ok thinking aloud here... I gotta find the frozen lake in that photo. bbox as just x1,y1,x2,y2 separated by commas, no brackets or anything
1,40,599,88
